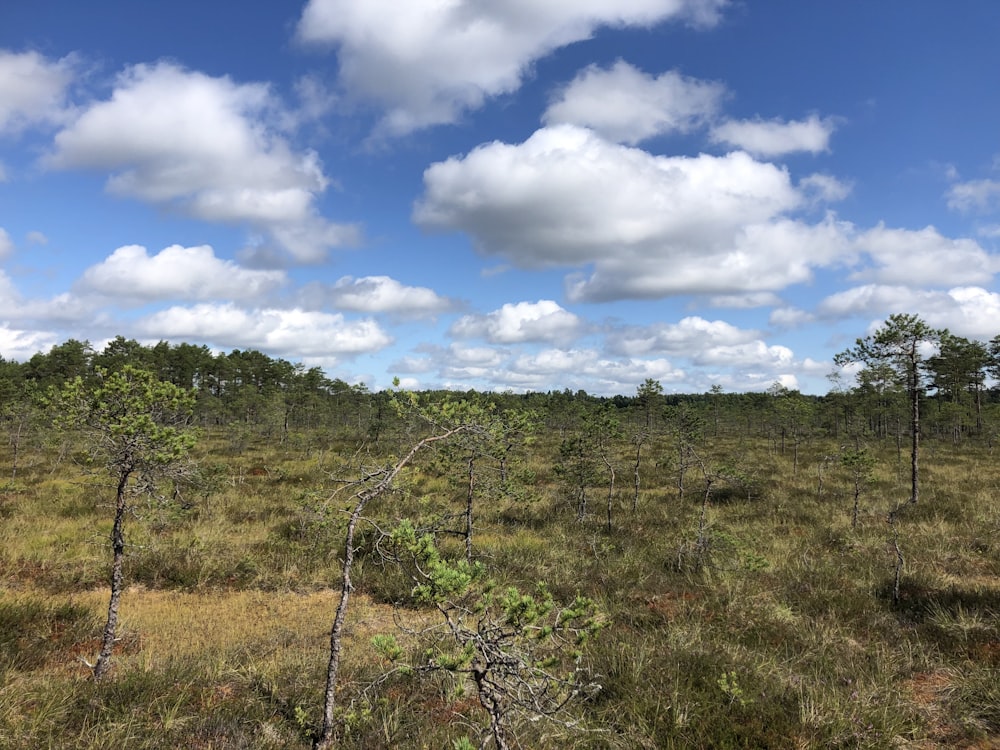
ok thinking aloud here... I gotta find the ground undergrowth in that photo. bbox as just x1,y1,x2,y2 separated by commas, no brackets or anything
2,425,999,748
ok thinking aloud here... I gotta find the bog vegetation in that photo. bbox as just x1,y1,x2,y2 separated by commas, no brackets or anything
2,318,1000,748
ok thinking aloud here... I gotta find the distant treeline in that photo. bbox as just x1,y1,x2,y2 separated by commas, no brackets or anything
2,328,1000,444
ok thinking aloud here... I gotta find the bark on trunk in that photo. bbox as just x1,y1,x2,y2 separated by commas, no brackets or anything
910,363,920,505
316,424,471,749
465,456,475,564
316,498,364,749
93,469,130,680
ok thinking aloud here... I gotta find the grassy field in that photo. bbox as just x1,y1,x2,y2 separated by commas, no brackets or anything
2,422,1000,748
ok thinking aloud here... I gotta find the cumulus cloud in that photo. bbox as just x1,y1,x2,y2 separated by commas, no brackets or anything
769,307,814,328
800,173,851,203
853,223,1000,286
296,0,728,135
45,62,358,261
136,303,392,358
437,342,512,380
0,268,102,325
707,292,782,308
564,217,852,302
505,348,685,393
0,228,12,258
416,125,855,302
819,284,1000,339
543,60,724,144
0,50,76,135
603,316,795,381
389,355,436,374
450,299,584,344
606,316,759,357
0,269,23,310
0,324,58,361
946,178,1000,213
310,275,453,315
710,114,836,157
76,244,286,303
692,340,793,368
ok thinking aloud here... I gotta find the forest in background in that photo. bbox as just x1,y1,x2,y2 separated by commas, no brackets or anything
2,315,1000,748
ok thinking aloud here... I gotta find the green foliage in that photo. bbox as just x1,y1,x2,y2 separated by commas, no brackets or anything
6,318,1000,747
717,670,753,708
389,520,485,604
386,520,604,746
50,365,197,485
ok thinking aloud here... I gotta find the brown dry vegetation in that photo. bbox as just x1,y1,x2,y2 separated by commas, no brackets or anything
2,413,1000,748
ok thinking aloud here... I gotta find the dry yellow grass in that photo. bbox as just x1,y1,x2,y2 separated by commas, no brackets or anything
1,585,406,677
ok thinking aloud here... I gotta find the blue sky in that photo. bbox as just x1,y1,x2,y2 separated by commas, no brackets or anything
3,1,1000,395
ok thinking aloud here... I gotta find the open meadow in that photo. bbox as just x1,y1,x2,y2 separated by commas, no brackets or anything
2,395,1000,749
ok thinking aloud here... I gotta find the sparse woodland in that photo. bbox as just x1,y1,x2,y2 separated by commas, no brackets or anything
2,318,1000,748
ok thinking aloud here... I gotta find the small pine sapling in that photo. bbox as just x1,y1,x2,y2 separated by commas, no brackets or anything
385,521,605,750
50,365,196,679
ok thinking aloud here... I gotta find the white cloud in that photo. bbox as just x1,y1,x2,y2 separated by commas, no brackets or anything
0,228,12,258
710,114,836,157
542,60,724,144
769,307,814,328
389,355,436,374
446,342,507,367
76,244,286,303
46,62,357,261
707,292,782,308
392,376,423,390
565,216,852,302
136,303,392,358
800,173,851,203
0,50,76,135
416,125,853,302
450,299,584,344
26,231,47,245
315,275,452,315
607,316,759,357
296,0,728,135
0,270,23,310
946,178,1000,213
437,343,510,380
291,74,340,125
692,339,793,370
818,284,916,318
819,284,1000,339
605,315,794,371
0,324,58,361
853,223,1000,286
506,348,685,393
0,270,101,325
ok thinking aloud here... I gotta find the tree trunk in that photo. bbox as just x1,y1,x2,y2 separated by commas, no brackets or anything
891,520,904,606
316,497,364,750
93,469,130,680
474,666,510,750
10,415,23,479
465,456,475,564
602,451,615,534
910,365,920,504
696,475,713,566
316,424,471,749
631,435,644,512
